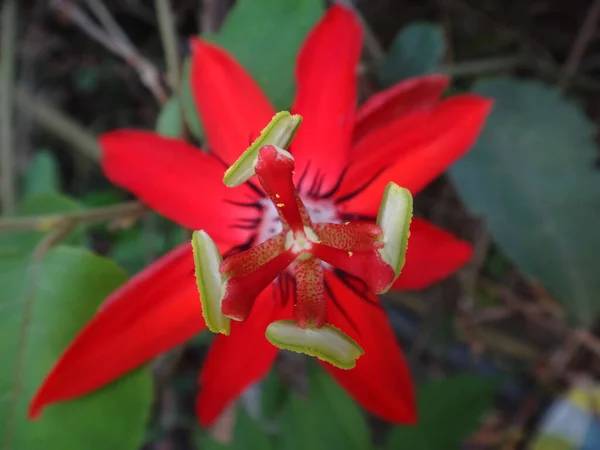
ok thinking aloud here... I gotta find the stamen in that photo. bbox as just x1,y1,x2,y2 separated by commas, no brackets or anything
265,320,364,369
221,249,296,321
221,233,287,277
312,243,394,294
294,257,326,328
255,145,312,233
314,222,383,252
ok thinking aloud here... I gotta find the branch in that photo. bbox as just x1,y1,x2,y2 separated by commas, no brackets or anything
51,0,167,104
560,0,600,89
0,201,145,233
1,0,17,214
16,87,100,163
335,0,385,63
155,0,180,92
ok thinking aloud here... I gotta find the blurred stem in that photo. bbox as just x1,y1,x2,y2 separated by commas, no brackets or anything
16,87,100,163
155,0,180,92
52,0,167,104
560,0,600,90
84,0,135,49
335,0,384,63
440,55,524,77
0,201,145,232
1,0,17,214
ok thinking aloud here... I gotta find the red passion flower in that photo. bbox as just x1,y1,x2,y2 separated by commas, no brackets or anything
29,4,492,426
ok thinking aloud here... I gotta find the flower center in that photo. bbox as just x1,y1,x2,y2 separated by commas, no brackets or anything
257,196,339,244
284,226,320,259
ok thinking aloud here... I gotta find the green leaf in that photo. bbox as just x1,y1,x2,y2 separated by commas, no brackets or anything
156,97,183,138
449,78,600,326
386,374,498,450
212,0,324,109
81,188,125,208
23,151,60,196
196,436,229,450
0,246,152,450
279,362,371,450
260,368,289,420
180,58,205,140
180,0,324,138
378,22,445,86
107,224,167,275
232,407,273,450
0,193,84,253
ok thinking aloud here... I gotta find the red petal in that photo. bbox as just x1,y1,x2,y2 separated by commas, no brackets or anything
320,272,416,423
338,95,492,216
353,75,450,142
291,5,362,191
392,218,473,290
29,242,221,418
196,285,286,426
100,130,257,243
190,39,275,164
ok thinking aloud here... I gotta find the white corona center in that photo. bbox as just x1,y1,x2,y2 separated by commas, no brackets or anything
256,196,340,245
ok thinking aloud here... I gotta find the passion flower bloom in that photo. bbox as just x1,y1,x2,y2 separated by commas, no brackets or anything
191,114,413,369
29,5,492,426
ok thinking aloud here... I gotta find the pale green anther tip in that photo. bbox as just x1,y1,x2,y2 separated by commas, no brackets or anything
265,320,364,370
223,111,302,187
376,182,413,294
191,230,230,335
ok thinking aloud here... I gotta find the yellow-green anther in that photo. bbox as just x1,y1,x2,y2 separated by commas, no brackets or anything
265,320,364,369
376,182,413,294
191,230,230,335
223,111,302,187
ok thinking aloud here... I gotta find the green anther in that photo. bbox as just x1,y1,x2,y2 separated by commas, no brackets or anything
265,320,364,369
191,230,230,335
223,111,302,187
376,182,413,294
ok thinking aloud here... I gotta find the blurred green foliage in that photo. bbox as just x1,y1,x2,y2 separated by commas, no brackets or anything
450,78,600,326
378,22,445,85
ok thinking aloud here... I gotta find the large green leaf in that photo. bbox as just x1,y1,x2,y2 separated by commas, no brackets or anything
386,374,498,450
210,0,323,108
232,408,273,450
181,0,324,138
449,78,600,326
279,362,371,450
0,246,152,450
378,22,445,86
260,368,289,420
